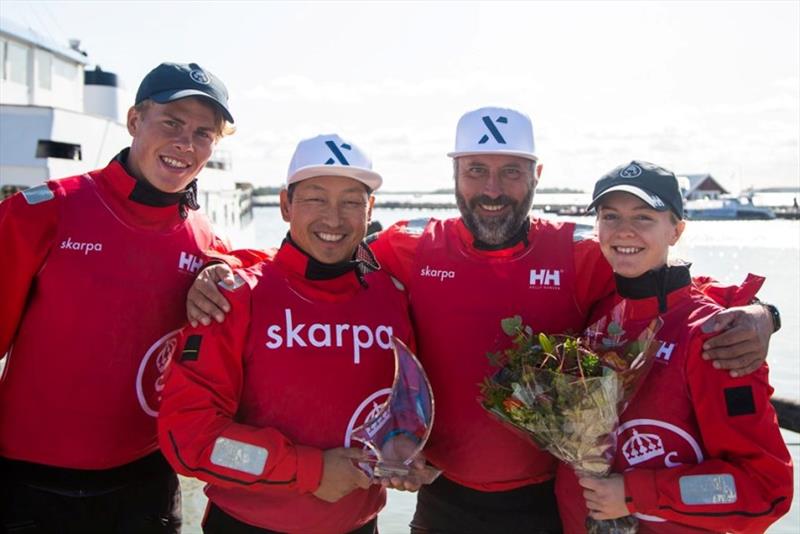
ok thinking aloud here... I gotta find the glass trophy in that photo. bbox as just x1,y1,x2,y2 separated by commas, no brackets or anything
350,337,439,482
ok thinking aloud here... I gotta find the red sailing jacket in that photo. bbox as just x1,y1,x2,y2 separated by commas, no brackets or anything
0,160,226,469
158,241,415,534
368,217,615,491
555,273,793,533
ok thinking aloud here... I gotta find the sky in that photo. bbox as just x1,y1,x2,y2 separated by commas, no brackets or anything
2,0,798,192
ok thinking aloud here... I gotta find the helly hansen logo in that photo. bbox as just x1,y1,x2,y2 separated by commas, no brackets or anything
656,342,676,362
529,269,561,288
479,115,508,144
420,265,455,281
60,237,103,255
265,308,394,364
178,251,203,274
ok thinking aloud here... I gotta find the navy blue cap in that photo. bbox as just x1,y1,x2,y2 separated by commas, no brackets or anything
588,160,683,219
135,62,234,123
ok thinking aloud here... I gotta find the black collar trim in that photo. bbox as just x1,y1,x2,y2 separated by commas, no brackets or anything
284,234,380,288
615,263,692,313
116,149,200,219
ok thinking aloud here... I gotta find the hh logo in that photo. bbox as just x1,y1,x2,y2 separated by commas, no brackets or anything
325,140,352,165
656,342,676,362
178,251,203,274
529,269,561,289
479,115,508,144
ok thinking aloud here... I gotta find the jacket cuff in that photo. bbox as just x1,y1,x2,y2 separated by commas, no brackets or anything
294,445,324,494
624,469,659,514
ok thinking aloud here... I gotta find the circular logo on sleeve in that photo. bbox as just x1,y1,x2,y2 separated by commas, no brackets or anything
136,329,182,417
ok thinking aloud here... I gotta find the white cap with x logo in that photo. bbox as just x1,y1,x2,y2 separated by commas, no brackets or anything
447,106,536,161
286,134,383,191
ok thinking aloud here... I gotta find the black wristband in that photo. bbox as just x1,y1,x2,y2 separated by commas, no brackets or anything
763,303,781,333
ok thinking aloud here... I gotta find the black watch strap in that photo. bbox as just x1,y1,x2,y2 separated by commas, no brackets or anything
763,303,781,333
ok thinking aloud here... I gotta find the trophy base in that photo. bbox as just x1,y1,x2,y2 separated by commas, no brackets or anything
373,463,410,478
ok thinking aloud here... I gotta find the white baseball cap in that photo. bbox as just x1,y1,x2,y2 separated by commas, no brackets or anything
286,134,383,191
447,106,536,161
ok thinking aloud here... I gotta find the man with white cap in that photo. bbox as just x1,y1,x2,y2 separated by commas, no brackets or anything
186,109,776,532
369,108,776,532
159,134,416,534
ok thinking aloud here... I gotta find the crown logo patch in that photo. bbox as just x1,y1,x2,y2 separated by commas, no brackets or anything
622,429,666,466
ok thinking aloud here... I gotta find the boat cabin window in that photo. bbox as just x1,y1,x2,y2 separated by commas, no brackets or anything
37,50,52,90
6,41,28,85
36,140,82,160
54,56,78,82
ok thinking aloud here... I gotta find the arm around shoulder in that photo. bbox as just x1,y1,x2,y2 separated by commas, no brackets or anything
367,219,427,286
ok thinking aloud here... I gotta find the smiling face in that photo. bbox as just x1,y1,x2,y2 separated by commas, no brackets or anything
597,191,686,278
126,97,220,193
454,154,540,245
280,175,374,264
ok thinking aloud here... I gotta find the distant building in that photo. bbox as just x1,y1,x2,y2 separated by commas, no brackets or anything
678,173,730,200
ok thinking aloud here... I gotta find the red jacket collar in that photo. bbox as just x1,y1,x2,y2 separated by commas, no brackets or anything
88,158,188,232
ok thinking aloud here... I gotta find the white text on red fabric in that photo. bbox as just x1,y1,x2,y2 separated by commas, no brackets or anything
265,308,394,364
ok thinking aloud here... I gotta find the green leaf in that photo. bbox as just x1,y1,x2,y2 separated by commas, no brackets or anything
538,333,554,354
501,316,523,336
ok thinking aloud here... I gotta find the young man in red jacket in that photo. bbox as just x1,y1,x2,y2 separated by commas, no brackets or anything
186,108,778,533
159,134,417,533
0,62,234,533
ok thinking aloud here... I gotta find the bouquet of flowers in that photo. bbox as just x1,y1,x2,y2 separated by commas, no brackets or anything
480,303,662,534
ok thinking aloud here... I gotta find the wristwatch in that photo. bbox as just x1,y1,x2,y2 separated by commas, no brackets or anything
762,302,782,333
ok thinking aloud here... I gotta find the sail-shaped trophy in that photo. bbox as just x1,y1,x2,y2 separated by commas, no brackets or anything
350,337,439,482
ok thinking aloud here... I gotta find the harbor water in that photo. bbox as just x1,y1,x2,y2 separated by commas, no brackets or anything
176,205,800,533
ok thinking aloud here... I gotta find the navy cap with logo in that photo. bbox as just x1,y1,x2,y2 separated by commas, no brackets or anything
135,62,234,123
588,160,684,219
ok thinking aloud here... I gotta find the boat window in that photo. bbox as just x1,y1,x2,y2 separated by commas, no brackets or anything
205,160,228,170
6,41,28,85
0,40,5,80
37,50,52,90
54,56,78,81
36,140,82,160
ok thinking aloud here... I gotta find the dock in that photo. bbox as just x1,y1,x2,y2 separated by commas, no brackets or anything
252,197,800,219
